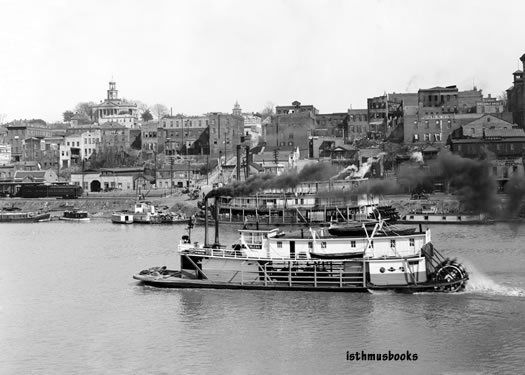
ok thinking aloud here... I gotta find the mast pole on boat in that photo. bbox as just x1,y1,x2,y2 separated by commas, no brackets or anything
204,197,208,246
214,197,220,247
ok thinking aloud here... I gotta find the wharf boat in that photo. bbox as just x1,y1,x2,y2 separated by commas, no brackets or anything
134,198,468,293
0,211,50,223
132,202,188,224
59,209,90,222
399,203,492,225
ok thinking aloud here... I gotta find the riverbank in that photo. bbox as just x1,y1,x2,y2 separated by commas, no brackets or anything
0,190,201,219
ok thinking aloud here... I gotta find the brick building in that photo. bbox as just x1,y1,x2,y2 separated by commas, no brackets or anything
158,113,243,158
315,113,348,138
265,106,317,158
507,53,525,129
347,109,369,141
5,122,53,162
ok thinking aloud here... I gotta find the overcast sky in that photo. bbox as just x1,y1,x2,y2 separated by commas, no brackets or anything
1,0,524,123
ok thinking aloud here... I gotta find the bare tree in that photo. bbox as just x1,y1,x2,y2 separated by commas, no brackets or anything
74,102,95,118
497,90,508,102
260,101,275,118
150,104,169,120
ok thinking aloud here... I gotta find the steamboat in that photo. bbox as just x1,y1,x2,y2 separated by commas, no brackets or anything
134,198,468,293
197,180,399,226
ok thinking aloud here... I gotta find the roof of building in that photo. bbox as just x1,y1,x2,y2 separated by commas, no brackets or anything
513,70,523,74
485,128,525,137
450,137,525,144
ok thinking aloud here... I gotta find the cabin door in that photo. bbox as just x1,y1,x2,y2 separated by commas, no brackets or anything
289,241,296,259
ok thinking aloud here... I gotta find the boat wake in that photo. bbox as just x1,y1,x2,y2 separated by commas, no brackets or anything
463,262,525,297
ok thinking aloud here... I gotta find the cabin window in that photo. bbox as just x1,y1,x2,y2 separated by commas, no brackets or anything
409,238,415,247
321,241,327,248
409,215,414,219
424,215,429,220
457,216,462,221
390,239,396,249
442,216,446,220
350,240,356,248
368,240,374,249
308,241,313,249
277,241,282,248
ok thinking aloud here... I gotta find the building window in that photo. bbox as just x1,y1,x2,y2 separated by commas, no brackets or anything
435,134,442,142
350,240,356,248
413,134,419,141
308,241,313,249
277,241,282,248
321,241,327,248
390,239,396,248
409,238,415,247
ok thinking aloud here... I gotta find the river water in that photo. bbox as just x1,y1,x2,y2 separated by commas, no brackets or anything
1,221,524,374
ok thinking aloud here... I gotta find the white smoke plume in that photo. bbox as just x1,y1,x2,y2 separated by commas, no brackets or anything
410,151,424,164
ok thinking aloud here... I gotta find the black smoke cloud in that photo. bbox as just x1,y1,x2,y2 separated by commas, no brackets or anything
207,151,525,217
206,162,338,199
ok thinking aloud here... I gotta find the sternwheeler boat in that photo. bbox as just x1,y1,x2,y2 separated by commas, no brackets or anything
134,198,468,293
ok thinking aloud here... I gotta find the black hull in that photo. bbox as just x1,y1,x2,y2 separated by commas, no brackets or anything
133,275,466,293
0,212,51,222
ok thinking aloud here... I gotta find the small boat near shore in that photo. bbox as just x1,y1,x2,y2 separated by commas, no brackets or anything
59,209,90,222
132,202,188,224
111,212,134,224
0,211,50,223
134,198,468,293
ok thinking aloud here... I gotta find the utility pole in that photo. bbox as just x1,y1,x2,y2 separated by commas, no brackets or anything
206,153,209,185
224,131,227,165
170,157,173,195
57,149,60,181
82,159,85,194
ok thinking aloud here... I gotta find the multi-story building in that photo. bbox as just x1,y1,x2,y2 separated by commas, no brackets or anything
476,94,506,114
5,122,53,162
141,121,161,153
158,112,244,158
265,101,317,158
507,53,525,129
367,94,406,139
347,109,369,141
59,130,100,168
91,82,138,128
98,122,130,153
315,113,348,138
0,144,11,165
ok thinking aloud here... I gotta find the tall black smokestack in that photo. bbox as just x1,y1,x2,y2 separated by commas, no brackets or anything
204,198,208,246
236,144,241,181
214,197,220,246
245,145,250,179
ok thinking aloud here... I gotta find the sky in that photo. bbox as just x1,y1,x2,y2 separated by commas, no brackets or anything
1,0,524,123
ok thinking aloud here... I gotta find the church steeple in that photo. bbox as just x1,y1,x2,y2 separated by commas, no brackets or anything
232,100,242,116
107,81,118,100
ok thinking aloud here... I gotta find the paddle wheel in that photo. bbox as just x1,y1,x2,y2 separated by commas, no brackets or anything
421,243,468,292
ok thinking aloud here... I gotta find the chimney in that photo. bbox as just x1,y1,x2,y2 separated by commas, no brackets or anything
236,144,241,181
245,145,250,179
